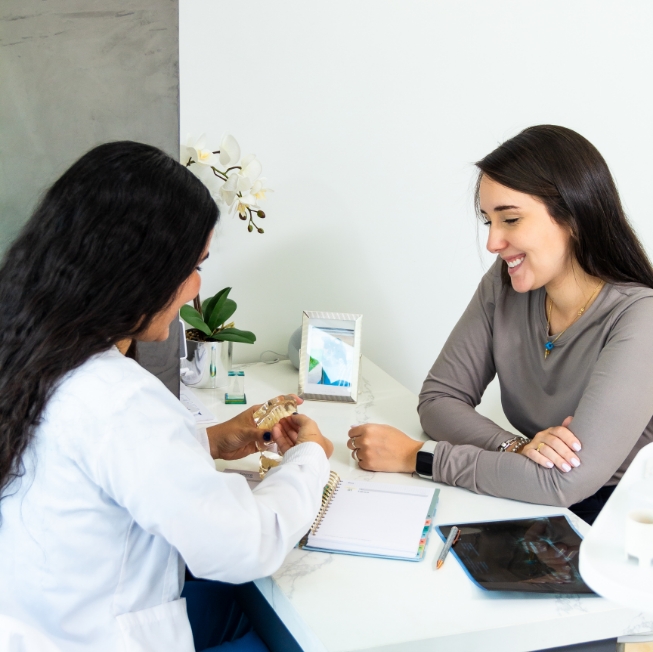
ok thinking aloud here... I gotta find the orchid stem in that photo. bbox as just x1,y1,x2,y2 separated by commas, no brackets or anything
211,168,228,181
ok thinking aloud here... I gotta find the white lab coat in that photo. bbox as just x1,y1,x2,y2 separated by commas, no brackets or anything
0,348,329,652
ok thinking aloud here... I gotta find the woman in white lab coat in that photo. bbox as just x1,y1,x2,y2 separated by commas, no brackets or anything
0,142,333,652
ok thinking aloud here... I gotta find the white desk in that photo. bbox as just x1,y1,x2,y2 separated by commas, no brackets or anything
190,358,645,652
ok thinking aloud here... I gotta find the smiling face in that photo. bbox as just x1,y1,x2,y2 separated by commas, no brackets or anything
479,175,573,293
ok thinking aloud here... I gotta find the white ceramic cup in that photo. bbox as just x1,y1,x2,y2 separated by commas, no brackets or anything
625,509,653,567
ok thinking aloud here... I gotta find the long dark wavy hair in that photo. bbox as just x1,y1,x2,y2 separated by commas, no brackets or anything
0,141,218,503
475,125,653,288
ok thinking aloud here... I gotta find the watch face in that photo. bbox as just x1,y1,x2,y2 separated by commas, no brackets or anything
415,451,433,477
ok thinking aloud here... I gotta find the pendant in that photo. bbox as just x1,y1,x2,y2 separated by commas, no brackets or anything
544,341,554,359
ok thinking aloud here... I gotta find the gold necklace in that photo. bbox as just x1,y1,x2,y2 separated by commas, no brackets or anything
544,280,604,359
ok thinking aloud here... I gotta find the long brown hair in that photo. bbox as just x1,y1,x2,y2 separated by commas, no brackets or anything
475,125,653,288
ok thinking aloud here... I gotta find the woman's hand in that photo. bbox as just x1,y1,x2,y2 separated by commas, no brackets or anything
519,416,582,473
206,394,304,460
271,414,333,458
347,424,423,473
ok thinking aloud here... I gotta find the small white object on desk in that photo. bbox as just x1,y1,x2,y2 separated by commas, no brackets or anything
224,468,261,491
580,442,653,613
179,385,217,424
625,510,653,567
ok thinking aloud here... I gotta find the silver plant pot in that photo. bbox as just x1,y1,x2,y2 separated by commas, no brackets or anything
181,340,233,389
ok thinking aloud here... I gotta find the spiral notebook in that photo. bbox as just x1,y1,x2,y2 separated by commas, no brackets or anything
299,472,439,561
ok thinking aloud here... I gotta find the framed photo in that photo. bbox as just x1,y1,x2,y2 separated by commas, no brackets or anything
298,311,362,403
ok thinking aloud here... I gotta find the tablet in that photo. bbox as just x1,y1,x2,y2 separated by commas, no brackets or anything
436,515,595,594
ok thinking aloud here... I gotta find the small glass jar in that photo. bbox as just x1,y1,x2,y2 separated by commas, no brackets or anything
224,370,246,404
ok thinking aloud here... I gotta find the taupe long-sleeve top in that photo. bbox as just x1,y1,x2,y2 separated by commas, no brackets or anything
419,258,653,507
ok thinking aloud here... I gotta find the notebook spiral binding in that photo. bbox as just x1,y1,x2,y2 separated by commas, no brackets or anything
310,470,341,535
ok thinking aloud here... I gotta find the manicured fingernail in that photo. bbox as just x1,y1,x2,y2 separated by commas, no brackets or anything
571,458,580,467
546,462,554,468
562,463,571,472
292,412,298,415
263,432,271,442
572,443,581,452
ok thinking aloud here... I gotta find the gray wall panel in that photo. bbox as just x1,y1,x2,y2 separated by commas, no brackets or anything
1,0,181,395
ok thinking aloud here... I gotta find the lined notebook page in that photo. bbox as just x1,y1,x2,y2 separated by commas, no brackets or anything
307,480,435,558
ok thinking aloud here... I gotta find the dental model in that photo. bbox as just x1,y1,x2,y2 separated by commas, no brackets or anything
253,395,298,478
252,395,297,431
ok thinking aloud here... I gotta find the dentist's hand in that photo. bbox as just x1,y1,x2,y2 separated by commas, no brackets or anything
271,414,333,458
206,394,304,460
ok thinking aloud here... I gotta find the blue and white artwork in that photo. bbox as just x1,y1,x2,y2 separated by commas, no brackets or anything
306,325,355,387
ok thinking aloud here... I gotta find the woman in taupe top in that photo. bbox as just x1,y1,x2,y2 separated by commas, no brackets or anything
347,125,653,524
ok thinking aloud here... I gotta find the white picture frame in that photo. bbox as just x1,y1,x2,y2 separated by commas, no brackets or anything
298,311,362,403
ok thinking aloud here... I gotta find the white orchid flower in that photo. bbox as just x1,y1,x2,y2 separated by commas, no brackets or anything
236,192,258,218
180,134,270,232
183,134,218,167
235,173,253,193
219,134,241,168
180,143,193,166
230,154,262,196
203,172,225,201
251,178,273,202
181,134,200,165
239,154,262,183
219,174,239,207
218,174,239,208
195,160,217,182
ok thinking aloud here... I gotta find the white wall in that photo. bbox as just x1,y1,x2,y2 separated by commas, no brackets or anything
180,0,653,426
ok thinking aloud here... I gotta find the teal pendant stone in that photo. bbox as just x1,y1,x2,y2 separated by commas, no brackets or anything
545,341,554,351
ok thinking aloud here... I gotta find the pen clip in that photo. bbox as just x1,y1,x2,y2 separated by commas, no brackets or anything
452,529,461,546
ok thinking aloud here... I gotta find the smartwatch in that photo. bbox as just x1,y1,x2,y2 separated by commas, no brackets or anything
415,440,438,479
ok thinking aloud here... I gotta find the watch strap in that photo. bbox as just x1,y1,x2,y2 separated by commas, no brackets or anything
415,440,437,479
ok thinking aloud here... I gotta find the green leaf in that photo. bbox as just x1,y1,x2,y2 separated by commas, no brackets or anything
180,305,211,336
309,356,320,371
201,297,211,316
211,327,256,344
204,287,231,327
209,298,237,331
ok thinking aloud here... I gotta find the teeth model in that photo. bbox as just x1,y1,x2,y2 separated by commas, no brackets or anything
253,395,298,478
253,395,297,431
258,451,283,479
